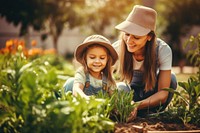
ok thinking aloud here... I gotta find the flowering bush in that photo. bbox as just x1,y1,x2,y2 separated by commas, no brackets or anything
0,39,56,58
0,40,115,133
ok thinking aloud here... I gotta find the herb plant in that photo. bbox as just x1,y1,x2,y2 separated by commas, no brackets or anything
0,45,114,133
162,33,200,125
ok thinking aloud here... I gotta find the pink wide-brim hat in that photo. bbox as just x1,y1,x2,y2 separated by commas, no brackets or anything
115,5,157,36
75,35,118,65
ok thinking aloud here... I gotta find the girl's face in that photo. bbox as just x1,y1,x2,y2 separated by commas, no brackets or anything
86,46,108,76
123,32,151,53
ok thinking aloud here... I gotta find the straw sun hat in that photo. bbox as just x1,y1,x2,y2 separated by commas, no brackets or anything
115,5,157,36
75,35,118,65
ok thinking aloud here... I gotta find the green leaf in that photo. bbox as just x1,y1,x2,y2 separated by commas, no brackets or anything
162,88,189,105
21,71,37,90
194,84,200,97
178,82,190,94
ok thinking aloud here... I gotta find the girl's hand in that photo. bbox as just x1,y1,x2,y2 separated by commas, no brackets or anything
127,107,138,122
84,95,90,100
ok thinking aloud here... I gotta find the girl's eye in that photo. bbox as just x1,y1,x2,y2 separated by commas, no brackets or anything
89,56,95,59
100,55,107,60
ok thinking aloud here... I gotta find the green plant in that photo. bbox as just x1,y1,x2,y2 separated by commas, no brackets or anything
109,89,138,123
95,88,139,123
179,33,200,125
0,47,62,132
184,33,200,75
38,92,114,133
163,33,200,125
0,47,114,132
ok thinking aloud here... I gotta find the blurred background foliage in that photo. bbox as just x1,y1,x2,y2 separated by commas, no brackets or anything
156,0,200,67
0,0,200,66
0,0,137,51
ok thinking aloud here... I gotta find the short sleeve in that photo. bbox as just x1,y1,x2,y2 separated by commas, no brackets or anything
157,38,172,70
74,67,86,85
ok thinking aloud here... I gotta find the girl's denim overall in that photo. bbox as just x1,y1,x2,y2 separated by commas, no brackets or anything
63,73,107,95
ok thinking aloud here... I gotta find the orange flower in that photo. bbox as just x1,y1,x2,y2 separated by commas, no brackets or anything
6,40,13,48
31,40,37,47
0,48,9,54
18,40,25,48
13,39,18,46
43,48,56,55
28,48,43,56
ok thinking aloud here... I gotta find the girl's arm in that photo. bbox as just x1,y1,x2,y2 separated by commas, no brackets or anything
73,82,90,100
137,70,171,110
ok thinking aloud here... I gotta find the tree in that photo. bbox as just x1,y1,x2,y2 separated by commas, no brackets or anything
0,0,139,51
0,0,85,51
81,0,137,37
157,0,200,69
41,0,85,51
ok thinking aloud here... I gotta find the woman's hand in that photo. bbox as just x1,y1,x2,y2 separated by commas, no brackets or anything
127,107,138,122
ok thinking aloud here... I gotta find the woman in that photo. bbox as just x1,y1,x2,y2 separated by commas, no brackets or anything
114,5,177,120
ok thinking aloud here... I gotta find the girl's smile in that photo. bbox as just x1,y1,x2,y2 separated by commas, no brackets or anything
86,46,108,78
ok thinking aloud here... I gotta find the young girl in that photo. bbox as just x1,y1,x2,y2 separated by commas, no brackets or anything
113,5,177,120
63,35,118,99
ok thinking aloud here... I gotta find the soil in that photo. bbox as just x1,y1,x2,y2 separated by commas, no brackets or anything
114,117,200,133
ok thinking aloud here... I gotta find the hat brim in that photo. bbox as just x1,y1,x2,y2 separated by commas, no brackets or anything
115,21,151,36
75,41,118,65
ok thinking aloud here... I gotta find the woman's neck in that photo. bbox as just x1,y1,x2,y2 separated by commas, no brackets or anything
133,49,145,61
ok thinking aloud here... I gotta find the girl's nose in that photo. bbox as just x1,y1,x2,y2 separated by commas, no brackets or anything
94,58,100,63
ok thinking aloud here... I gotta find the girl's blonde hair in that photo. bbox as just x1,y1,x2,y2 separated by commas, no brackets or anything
79,44,116,88
119,31,156,92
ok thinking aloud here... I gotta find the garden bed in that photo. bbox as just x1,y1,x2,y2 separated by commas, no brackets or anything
114,117,200,133
0,36,200,133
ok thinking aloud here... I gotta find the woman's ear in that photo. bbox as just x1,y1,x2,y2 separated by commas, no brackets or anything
147,35,152,41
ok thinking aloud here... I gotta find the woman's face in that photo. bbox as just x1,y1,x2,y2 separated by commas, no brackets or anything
123,32,150,53
86,45,108,76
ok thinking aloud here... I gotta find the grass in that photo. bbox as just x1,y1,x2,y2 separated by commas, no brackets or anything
176,73,196,82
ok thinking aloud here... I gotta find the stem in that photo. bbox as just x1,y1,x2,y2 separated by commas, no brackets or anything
198,37,200,82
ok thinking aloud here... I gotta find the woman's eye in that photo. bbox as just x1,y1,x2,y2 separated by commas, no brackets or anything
134,36,140,39
125,33,130,36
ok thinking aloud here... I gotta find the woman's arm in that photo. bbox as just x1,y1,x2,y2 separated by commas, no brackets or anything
137,70,171,110
73,82,90,100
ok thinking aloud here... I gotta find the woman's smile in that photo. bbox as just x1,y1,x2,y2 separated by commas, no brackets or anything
124,33,149,53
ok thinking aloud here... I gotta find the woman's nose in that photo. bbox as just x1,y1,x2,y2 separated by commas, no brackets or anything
127,35,134,44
